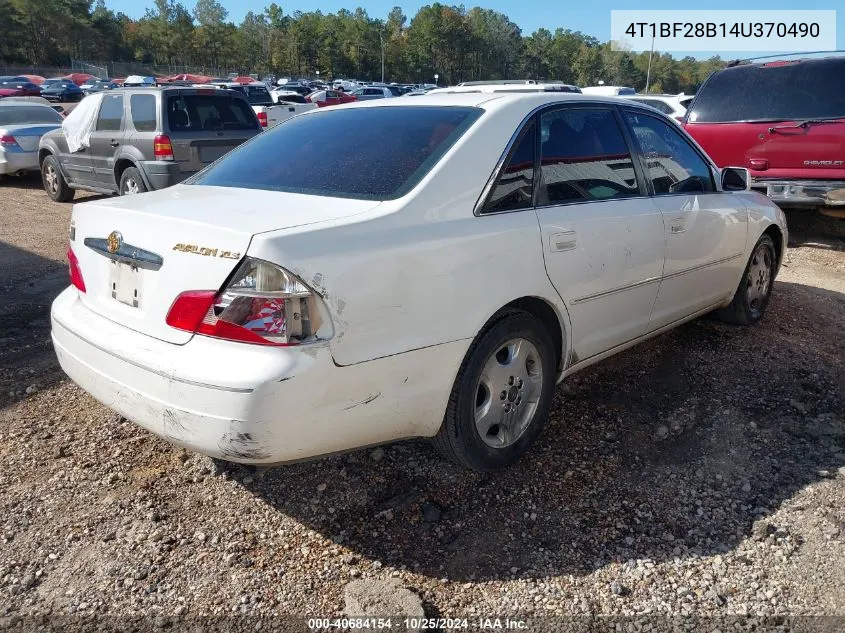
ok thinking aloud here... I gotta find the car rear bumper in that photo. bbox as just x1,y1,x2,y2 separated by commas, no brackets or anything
51,287,466,464
138,161,194,190
0,148,38,174
752,179,845,207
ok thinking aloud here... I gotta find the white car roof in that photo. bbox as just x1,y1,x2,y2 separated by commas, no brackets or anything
334,91,655,112
427,83,579,95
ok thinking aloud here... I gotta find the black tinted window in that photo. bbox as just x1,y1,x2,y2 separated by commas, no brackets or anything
539,108,639,204
130,94,157,132
190,106,481,200
626,111,714,194
689,58,845,123
0,106,62,125
245,86,273,105
96,94,124,131
482,121,535,213
166,94,258,131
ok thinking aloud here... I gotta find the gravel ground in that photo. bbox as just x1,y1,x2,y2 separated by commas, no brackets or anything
1,177,844,630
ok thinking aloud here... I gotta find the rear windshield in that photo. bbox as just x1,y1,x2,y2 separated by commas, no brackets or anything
689,58,845,123
189,106,481,200
166,94,259,131
244,86,273,105
0,106,62,125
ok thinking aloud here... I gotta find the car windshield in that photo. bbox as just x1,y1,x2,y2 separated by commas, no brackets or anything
689,58,845,123
0,106,62,125
189,106,481,200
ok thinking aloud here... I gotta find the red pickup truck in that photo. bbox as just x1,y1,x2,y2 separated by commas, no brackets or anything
683,56,845,218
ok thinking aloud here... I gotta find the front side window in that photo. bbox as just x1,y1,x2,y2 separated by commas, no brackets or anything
96,94,124,131
481,121,536,213
539,108,639,204
625,111,715,194
190,106,480,200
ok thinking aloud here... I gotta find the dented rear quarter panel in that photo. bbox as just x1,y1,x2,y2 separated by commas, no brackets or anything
247,98,573,368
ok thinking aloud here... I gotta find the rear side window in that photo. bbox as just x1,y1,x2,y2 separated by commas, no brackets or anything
130,94,157,132
689,58,845,122
626,111,715,194
0,106,62,125
539,108,640,204
190,106,481,200
96,94,124,131
166,95,259,132
481,121,535,213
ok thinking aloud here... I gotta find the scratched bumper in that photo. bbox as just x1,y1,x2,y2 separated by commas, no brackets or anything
50,287,467,464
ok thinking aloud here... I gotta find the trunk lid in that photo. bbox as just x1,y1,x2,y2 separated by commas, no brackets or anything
1,124,61,151
69,185,381,344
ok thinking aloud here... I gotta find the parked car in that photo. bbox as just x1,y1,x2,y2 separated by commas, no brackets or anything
41,80,84,102
200,83,316,128
269,89,308,104
0,101,63,179
81,79,119,94
38,86,261,200
684,55,845,216
122,75,156,87
51,93,786,472
41,77,68,89
305,89,357,107
0,81,43,97
1,96,65,116
581,85,636,96
0,76,30,84
350,86,394,101
619,93,688,122
276,82,312,96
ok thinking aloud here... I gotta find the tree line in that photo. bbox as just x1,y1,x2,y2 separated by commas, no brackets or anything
1,0,727,93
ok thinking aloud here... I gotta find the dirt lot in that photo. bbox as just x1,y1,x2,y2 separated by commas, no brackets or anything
1,175,844,629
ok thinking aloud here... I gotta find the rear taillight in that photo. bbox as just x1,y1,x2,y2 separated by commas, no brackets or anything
67,248,86,293
0,135,18,148
153,134,173,161
166,258,324,346
257,111,268,127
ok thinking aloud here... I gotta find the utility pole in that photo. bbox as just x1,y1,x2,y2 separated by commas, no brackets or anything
379,30,385,83
645,36,655,94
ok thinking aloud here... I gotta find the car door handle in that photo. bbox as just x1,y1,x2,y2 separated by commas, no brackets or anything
549,231,577,252
110,141,120,147
670,217,687,234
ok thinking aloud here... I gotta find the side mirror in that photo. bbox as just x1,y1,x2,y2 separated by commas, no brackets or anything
721,167,750,191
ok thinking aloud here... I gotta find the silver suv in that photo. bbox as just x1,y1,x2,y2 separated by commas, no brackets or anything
38,86,261,201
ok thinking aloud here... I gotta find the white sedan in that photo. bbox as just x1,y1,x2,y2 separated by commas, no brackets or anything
51,93,787,472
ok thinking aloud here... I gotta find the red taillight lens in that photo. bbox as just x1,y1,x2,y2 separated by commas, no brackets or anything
153,134,173,160
257,111,268,127
67,248,86,293
0,134,18,147
165,258,325,346
165,290,216,331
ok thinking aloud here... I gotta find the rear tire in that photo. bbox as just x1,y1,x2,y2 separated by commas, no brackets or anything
716,234,777,325
433,309,557,472
41,155,74,202
119,167,147,196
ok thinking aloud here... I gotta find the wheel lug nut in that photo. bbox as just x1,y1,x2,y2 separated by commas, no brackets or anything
508,376,514,386
500,391,506,400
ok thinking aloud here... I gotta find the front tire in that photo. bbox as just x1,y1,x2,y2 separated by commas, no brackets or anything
433,310,557,472
41,155,74,202
119,167,147,195
716,234,777,325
